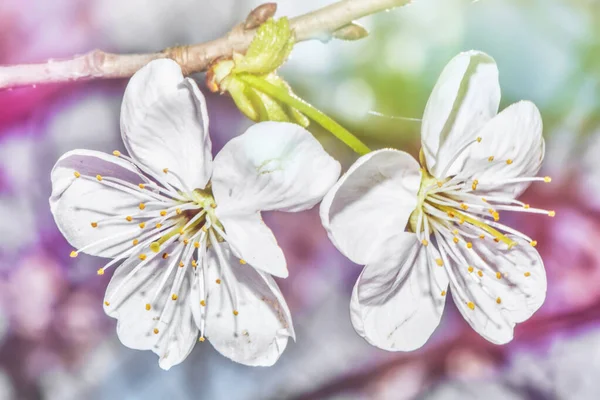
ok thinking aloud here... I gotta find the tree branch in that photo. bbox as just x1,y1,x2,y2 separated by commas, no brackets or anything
0,0,410,90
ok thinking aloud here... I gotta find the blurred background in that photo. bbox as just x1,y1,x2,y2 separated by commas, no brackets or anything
1,0,600,399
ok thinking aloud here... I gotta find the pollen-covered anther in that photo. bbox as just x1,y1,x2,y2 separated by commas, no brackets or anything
453,237,459,244
91,222,98,228
435,258,443,266
153,328,159,334
472,179,479,190
496,272,502,279
479,234,485,239
199,337,206,342
496,297,502,304
193,242,200,248
477,270,483,277
171,294,178,301
460,203,468,210
139,222,146,229
544,176,552,183
160,210,167,217
524,204,530,209
139,254,147,261
97,268,104,275
452,229,459,235
70,251,78,258
150,242,161,253
104,301,110,306
162,168,169,174
183,239,189,245
436,181,443,188
96,174,103,181
139,203,146,210
179,261,184,267
192,260,197,267
488,156,494,162
467,242,473,249
447,211,455,218
112,150,121,157
162,253,169,259
138,183,145,189
210,203,217,208
506,159,513,165
494,238,500,243
468,266,474,273
530,240,538,247
155,223,162,229
132,239,139,246
176,208,182,215
202,225,208,232
200,300,206,307
145,303,151,311
467,302,475,310
476,137,482,143
233,310,239,316
216,279,222,284
74,171,81,178
126,216,133,222
459,217,465,225
492,212,500,221
548,210,556,217
524,271,531,277
441,290,446,296
239,259,247,265
421,239,429,246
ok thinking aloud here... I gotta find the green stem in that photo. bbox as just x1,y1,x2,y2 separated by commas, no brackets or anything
239,74,371,156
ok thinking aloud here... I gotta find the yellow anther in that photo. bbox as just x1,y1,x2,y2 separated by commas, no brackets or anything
488,156,494,162
183,239,189,245
506,159,513,165
437,181,443,188
145,303,151,311
202,225,208,232
112,150,121,157
530,240,538,247
132,239,139,246
199,337,205,342
194,242,200,248
453,237,459,244
468,266,474,273
179,228,185,235
524,272,531,277
548,210,556,217
150,242,160,253
496,297,502,304
477,270,483,277
467,302,475,310
240,259,247,265
476,137,482,143
73,171,81,178
104,301,110,306
452,229,459,235
192,260,197,267
216,279,222,284
421,239,429,246
494,238,500,243
492,212,500,221
435,258,443,266
91,222,98,228
138,183,146,189
176,208,182,215
460,203,469,210
466,242,473,249
447,211,455,218
97,268,104,276
524,204,530,209
126,216,133,222
233,310,239,316
139,222,146,229
160,210,167,217
139,254,147,261
162,253,169,259
153,328,159,334
479,234,485,239
544,176,552,183
496,272,502,279
70,251,78,258
163,168,169,173
200,300,206,307
210,203,217,208
459,217,465,225
179,261,184,267
481,197,488,203
472,179,479,190
171,294,178,301
155,223,162,229
96,175,103,181
139,203,146,210
441,290,446,296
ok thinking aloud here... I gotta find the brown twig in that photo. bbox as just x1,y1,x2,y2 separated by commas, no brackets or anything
0,0,411,90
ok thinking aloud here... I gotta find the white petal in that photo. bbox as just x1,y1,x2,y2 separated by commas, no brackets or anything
216,212,288,278
104,243,198,370
200,243,294,366
212,121,341,214
447,235,546,344
120,59,212,190
50,149,148,258
462,101,545,198
422,51,500,178
320,149,421,265
350,233,449,351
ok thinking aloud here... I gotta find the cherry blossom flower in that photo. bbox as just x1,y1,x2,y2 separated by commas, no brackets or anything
50,59,341,369
321,51,551,350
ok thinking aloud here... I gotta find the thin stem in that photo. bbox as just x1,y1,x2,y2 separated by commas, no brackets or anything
239,74,371,155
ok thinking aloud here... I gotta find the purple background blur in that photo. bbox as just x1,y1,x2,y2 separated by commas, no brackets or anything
1,0,600,399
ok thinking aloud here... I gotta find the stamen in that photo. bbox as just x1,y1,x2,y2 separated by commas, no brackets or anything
74,171,81,178
467,302,475,310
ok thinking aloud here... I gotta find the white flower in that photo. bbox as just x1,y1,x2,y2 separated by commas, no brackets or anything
50,59,341,369
320,51,550,350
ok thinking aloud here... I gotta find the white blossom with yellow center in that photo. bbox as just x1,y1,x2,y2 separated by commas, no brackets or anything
50,59,341,369
320,51,550,350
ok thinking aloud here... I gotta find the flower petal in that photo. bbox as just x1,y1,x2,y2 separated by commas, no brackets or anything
50,149,149,258
216,212,288,278
462,101,545,198
104,243,198,370
351,233,449,351
199,243,294,366
320,149,421,265
443,235,546,344
212,121,341,214
120,59,212,190
422,51,501,178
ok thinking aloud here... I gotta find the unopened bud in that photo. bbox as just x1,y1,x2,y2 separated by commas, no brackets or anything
332,22,369,41
244,3,278,30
